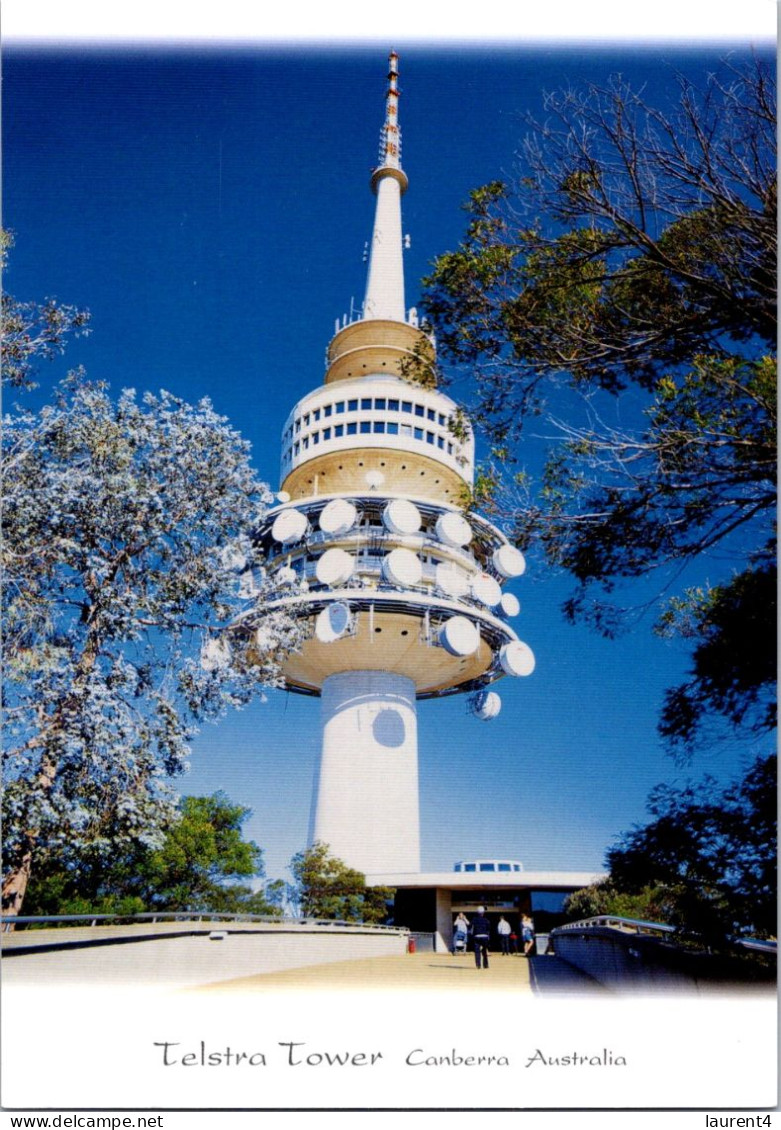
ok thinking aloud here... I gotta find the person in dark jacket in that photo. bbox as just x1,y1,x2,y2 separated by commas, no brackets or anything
471,906,491,969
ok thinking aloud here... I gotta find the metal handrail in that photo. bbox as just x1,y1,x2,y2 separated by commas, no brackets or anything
553,915,677,937
1,912,406,933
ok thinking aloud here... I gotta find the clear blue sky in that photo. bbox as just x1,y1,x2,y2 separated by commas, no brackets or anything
4,40,772,883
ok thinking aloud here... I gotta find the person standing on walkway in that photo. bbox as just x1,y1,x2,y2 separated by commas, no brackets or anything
521,914,535,956
471,906,491,969
497,915,512,955
452,913,469,955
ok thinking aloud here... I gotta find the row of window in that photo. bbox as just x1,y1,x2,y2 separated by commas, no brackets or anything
284,398,454,443
282,422,456,464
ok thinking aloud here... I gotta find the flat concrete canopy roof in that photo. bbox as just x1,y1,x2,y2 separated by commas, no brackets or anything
366,870,606,889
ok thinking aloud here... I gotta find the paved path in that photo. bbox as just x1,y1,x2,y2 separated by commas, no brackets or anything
197,951,604,994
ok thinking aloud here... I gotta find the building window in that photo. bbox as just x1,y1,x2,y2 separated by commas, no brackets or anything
387,422,399,435
295,420,301,433
437,436,444,449
347,422,357,435
414,427,423,440
375,398,386,410
389,398,400,411
313,409,321,421
401,424,412,437
336,402,345,414
360,421,371,433
373,421,385,433
348,399,358,411
303,414,310,426
334,424,344,437
426,432,435,444
293,442,300,455
402,401,412,413
464,863,476,872
438,413,446,426
447,442,454,454
302,438,309,450
415,404,425,417
479,863,495,872
361,398,372,410
312,432,320,444
323,427,331,440
427,408,436,421
498,863,511,872
324,404,332,417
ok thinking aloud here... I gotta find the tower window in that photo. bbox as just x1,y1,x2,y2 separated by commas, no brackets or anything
303,414,310,426
295,420,301,433
402,401,412,413
313,409,321,421
426,432,435,444
373,421,385,433
438,414,446,425
414,404,424,417
388,399,400,411
427,408,436,421
375,398,387,410
400,424,412,437
324,404,332,417
348,399,359,411
335,402,345,414
361,398,372,409
302,438,309,450
312,432,320,444
437,436,444,449
334,425,344,437
347,422,357,435
360,421,371,433
414,427,423,440
323,427,331,440
387,422,398,435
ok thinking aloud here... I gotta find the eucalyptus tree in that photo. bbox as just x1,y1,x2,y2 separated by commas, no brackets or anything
422,60,776,753
2,279,299,915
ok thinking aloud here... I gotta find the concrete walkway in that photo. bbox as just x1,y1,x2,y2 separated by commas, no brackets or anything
196,951,604,994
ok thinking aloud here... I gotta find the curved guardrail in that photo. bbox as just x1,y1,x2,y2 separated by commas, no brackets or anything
1,912,406,933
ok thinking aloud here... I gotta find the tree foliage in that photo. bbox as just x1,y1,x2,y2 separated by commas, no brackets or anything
23,792,282,917
601,753,777,940
422,61,776,754
288,842,394,924
2,269,302,916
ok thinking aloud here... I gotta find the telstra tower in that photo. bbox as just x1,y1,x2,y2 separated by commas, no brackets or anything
255,52,534,875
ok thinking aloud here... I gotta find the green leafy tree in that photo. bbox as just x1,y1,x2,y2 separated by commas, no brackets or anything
596,753,777,941
23,792,282,917
2,267,302,917
422,62,776,754
563,881,677,926
288,841,394,924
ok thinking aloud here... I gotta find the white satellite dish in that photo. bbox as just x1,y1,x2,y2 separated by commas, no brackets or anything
271,508,308,545
499,640,536,677
200,637,231,672
314,602,353,643
383,498,422,536
493,544,526,578
276,491,291,503
382,547,423,587
365,470,385,490
315,548,355,587
471,691,502,720
439,616,480,657
319,498,358,536
471,572,503,607
435,562,470,598
435,511,472,548
499,592,521,618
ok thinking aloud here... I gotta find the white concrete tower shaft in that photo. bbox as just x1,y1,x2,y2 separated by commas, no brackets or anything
363,51,408,323
310,672,420,873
